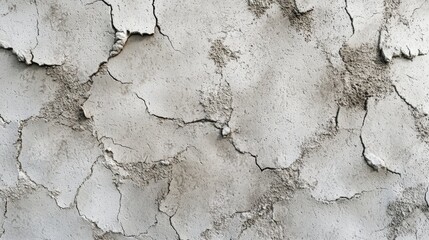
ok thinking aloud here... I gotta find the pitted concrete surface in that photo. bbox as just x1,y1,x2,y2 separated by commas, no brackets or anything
1,0,429,239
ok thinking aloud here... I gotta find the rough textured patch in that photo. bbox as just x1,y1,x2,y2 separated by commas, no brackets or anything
1,188,93,239
19,119,101,208
380,0,429,61
3,0,429,238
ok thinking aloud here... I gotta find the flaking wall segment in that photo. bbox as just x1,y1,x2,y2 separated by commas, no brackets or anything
1,0,429,239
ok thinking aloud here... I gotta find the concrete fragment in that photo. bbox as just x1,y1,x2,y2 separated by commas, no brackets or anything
118,179,167,236
0,0,114,81
363,151,386,171
0,0,38,63
76,162,122,233
0,49,58,121
1,188,93,239
0,121,19,190
221,125,231,137
380,0,429,62
20,119,101,208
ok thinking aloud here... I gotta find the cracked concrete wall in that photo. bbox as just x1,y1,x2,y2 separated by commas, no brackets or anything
1,0,429,239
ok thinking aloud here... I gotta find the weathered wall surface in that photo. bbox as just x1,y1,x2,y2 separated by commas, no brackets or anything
1,0,429,239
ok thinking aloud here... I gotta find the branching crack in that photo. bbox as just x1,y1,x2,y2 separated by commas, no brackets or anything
344,0,355,36
229,139,270,172
99,135,136,151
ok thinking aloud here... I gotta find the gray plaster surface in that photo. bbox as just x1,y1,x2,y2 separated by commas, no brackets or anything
1,0,429,239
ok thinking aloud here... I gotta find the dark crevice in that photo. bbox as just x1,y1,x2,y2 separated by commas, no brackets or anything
152,0,181,52
344,0,355,36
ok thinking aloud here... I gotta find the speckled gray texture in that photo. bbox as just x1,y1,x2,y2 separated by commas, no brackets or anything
1,0,429,239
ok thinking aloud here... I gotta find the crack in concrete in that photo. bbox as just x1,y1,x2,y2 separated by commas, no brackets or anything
392,84,418,111
359,98,401,176
344,0,355,36
321,188,388,203
152,0,181,53
1,199,6,237
134,93,218,127
0,114,9,124
29,0,40,63
98,136,136,151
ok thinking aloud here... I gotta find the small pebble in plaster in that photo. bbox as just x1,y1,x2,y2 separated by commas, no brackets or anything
222,125,231,137
110,31,129,57
364,151,386,171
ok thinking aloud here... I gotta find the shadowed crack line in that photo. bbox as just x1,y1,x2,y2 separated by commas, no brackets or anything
152,0,182,53
359,99,401,176
1,199,6,237
344,0,355,36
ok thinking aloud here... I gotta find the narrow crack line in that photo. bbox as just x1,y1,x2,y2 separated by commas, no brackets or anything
344,0,355,36
359,99,402,176
0,114,9,124
1,199,7,236
152,0,182,53
89,60,108,81
73,157,99,210
392,84,418,111
114,180,126,234
134,92,217,126
412,0,428,17
100,0,117,32
425,187,429,207
30,0,40,63
334,105,341,129
359,99,370,166
107,68,131,84
168,212,181,240
74,159,111,231
98,135,136,151
134,93,182,123
229,139,269,171
322,188,388,203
